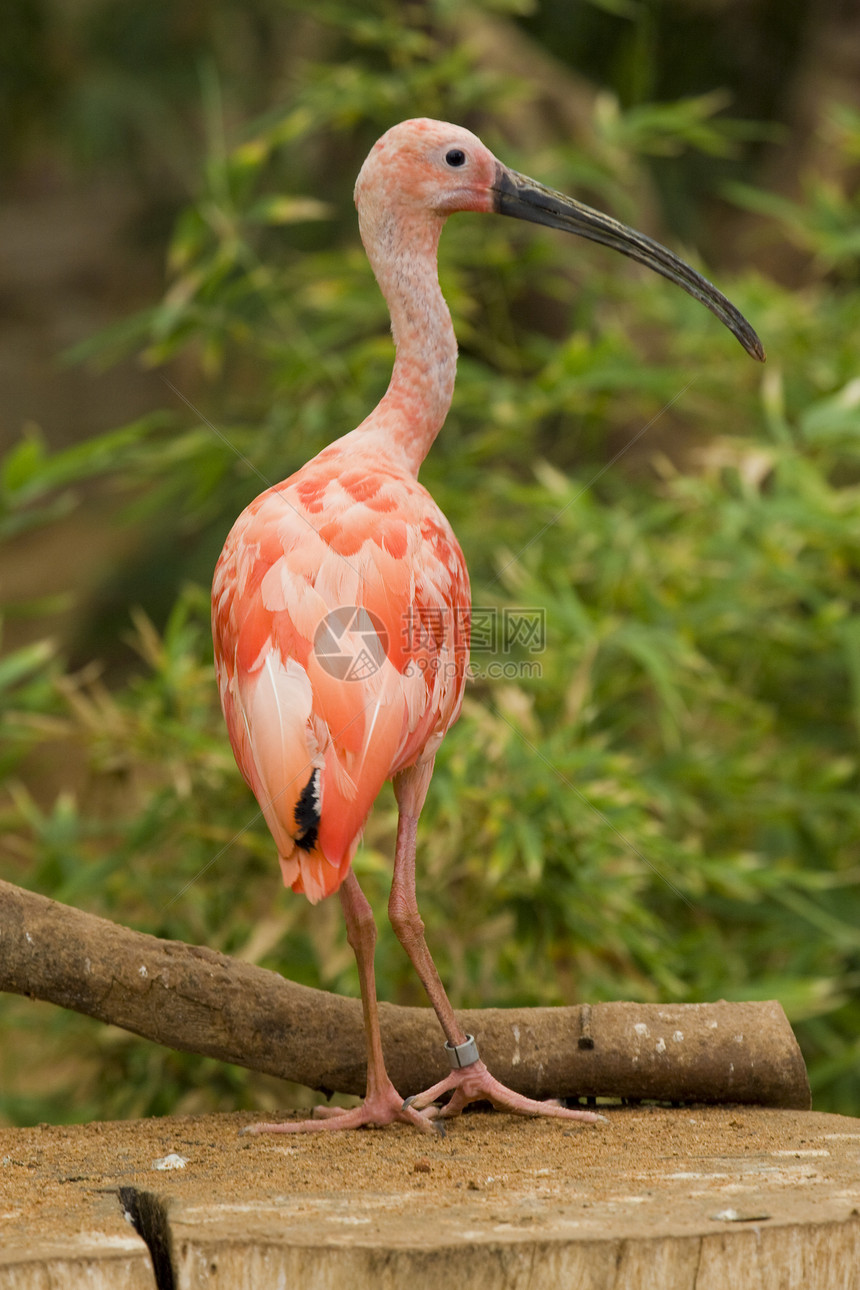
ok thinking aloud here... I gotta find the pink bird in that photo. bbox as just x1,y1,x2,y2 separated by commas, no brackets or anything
212,118,763,1133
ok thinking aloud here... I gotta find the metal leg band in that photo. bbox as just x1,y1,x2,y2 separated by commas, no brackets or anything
445,1034,480,1069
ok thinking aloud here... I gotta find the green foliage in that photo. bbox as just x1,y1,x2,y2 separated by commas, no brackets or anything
2,0,859,1124
725,105,860,277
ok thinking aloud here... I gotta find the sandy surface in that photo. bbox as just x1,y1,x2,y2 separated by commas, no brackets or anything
3,1104,860,1257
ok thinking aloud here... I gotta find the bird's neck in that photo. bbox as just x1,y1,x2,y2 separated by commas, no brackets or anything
355,210,457,477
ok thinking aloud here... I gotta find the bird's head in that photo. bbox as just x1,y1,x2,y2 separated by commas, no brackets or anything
354,119,498,221
355,117,764,362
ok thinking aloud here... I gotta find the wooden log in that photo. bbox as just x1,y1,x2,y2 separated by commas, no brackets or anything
0,879,810,1107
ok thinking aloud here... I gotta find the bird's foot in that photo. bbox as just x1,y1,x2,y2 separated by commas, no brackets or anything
240,1078,439,1135
405,1058,607,1125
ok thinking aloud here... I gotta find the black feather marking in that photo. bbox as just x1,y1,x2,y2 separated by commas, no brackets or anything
294,769,321,852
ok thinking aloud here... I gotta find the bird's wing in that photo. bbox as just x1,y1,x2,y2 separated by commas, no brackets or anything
212,457,470,903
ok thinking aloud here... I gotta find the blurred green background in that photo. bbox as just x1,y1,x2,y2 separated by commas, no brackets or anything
2,0,859,1125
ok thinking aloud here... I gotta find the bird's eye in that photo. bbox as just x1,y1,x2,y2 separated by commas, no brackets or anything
445,148,467,168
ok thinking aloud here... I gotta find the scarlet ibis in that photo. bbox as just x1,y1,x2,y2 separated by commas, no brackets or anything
212,118,763,1133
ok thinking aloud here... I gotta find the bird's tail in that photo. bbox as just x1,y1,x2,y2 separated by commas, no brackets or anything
222,653,338,902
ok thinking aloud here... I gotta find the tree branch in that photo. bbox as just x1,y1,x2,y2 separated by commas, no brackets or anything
0,879,810,1108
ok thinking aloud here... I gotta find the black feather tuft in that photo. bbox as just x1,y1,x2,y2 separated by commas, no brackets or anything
294,768,321,852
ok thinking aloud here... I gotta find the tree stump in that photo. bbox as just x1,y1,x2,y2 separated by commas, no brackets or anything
2,1107,859,1288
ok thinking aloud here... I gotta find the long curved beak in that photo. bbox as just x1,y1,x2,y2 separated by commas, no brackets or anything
493,165,765,362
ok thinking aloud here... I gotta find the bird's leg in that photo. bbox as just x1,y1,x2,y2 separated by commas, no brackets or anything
388,806,469,1048
242,870,435,1134
389,767,604,1125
